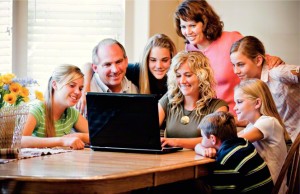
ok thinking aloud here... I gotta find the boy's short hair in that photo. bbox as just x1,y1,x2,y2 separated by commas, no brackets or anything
198,111,237,142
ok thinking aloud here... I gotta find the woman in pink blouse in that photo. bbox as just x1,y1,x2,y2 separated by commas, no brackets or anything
174,0,282,126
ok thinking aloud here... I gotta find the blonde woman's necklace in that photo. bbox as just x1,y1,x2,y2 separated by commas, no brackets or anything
180,108,194,125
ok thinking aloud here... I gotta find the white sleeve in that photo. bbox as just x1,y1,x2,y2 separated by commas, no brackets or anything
253,116,281,140
269,65,299,84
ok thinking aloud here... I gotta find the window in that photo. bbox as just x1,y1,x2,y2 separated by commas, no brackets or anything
0,0,12,73
27,0,125,89
2,0,125,90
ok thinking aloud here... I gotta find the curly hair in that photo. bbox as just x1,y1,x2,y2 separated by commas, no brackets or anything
174,0,223,43
167,51,216,116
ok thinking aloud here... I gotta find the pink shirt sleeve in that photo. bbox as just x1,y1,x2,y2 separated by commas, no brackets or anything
186,31,243,115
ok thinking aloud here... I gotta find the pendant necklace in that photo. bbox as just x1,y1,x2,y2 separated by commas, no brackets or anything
180,108,194,125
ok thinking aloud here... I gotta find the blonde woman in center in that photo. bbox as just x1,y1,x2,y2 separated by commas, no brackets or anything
159,51,228,149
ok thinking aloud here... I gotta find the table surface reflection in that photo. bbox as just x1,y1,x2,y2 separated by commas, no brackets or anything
0,148,214,193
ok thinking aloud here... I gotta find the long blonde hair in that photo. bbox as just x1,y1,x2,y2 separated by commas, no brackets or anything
44,64,84,137
235,79,290,141
139,34,177,94
167,51,216,116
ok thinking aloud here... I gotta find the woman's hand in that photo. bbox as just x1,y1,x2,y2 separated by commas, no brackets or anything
64,132,89,143
266,54,284,69
161,137,178,147
61,136,85,150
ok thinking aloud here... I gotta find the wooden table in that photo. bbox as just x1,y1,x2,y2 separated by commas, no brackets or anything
0,149,214,193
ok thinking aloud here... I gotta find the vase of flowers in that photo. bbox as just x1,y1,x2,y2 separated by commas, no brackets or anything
0,73,44,157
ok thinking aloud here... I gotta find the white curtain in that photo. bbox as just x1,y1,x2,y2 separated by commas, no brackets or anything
27,0,125,90
0,0,12,73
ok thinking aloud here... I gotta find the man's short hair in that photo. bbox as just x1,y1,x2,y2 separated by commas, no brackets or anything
92,38,127,65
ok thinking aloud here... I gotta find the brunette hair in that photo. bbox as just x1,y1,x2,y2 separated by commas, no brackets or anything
230,36,266,64
198,111,237,142
174,0,223,43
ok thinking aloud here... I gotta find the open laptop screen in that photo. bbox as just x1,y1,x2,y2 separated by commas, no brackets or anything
86,92,162,150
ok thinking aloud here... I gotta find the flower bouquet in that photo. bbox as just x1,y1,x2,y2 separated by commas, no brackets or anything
0,73,44,158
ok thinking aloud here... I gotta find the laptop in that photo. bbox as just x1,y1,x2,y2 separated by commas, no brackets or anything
86,92,182,154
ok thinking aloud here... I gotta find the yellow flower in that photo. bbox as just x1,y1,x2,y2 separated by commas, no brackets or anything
1,73,15,84
0,77,3,87
35,90,45,101
20,87,30,97
3,93,17,105
23,96,30,102
9,82,22,94
0,73,40,108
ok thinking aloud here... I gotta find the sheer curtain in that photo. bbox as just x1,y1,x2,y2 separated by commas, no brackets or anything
27,0,125,90
0,0,12,73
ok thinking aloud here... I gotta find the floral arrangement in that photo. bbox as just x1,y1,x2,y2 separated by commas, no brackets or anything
0,73,44,109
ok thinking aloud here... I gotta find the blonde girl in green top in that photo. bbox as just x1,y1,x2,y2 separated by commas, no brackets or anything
22,64,89,150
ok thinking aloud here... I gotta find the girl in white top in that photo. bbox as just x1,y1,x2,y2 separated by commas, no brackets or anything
234,78,287,194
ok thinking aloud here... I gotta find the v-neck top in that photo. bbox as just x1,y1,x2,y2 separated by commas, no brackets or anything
159,94,228,138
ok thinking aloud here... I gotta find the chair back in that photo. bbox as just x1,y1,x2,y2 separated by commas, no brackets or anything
272,133,299,194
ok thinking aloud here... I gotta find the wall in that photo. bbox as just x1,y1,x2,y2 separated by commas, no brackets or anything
127,0,299,65
149,0,179,49
209,0,300,65
125,0,179,62
12,0,27,77
125,0,150,62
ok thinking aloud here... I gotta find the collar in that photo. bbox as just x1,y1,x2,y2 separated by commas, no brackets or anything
94,73,131,93
261,63,269,82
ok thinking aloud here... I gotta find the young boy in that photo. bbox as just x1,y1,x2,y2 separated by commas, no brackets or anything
195,111,273,194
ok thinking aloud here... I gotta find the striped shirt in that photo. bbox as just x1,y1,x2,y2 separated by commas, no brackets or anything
29,100,79,137
208,138,273,194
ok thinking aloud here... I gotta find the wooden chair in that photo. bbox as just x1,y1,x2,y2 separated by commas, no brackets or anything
272,133,300,194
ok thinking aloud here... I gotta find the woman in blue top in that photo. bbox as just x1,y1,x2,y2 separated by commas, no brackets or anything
22,64,89,149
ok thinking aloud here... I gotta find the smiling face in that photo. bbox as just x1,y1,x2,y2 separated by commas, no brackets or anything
180,19,206,46
176,62,199,97
233,89,261,124
55,77,84,108
230,51,262,80
148,47,171,80
93,43,128,92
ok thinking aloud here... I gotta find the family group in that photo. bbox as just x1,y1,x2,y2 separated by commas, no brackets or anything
20,0,299,194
